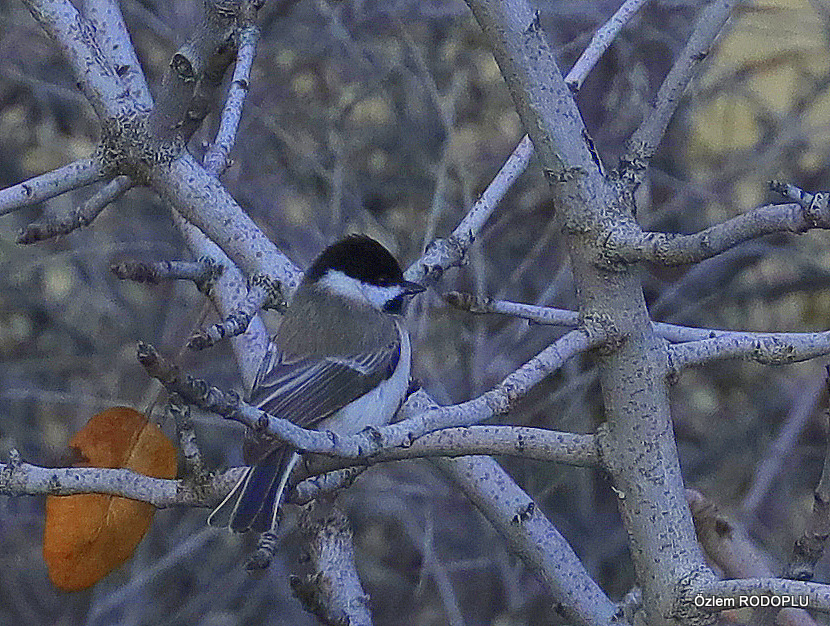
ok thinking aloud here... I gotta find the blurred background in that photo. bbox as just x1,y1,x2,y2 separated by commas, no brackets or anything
2,0,830,623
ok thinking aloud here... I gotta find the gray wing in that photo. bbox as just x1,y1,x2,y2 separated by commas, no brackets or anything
224,331,402,529
250,337,401,430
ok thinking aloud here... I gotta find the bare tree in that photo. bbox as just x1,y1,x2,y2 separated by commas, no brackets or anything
3,0,830,624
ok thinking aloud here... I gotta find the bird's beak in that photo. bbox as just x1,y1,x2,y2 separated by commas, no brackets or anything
401,280,426,296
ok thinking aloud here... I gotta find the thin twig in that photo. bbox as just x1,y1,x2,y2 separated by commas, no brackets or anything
622,0,738,171
445,291,580,326
607,201,828,266
168,400,210,482
741,376,825,522
188,272,285,349
17,175,132,243
203,19,260,176
567,0,653,92
110,256,223,286
409,135,533,284
668,332,830,372
784,369,830,581
0,157,106,216
138,329,597,458
408,0,654,284
444,291,830,351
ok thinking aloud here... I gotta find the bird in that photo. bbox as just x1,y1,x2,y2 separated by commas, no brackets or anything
208,234,425,533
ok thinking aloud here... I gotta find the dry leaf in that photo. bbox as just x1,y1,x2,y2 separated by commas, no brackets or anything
43,406,177,591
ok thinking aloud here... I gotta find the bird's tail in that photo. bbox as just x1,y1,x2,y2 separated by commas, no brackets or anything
208,448,301,533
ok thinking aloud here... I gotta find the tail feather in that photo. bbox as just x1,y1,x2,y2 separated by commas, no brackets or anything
207,470,247,528
208,448,300,532
250,452,300,532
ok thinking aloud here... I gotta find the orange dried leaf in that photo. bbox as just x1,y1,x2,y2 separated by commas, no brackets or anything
43,406,177,591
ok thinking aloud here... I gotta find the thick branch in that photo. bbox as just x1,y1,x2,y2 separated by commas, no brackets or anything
434,455,620,626
21,0,131,119
146,2,238,145
151,152,302,291
464,0,597,178
85,0,153,108
463,0,718,621
292,497,372,626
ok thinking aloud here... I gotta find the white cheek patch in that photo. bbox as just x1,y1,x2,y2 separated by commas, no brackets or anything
320,270,403,311
319,270,365,301
361,282,404,310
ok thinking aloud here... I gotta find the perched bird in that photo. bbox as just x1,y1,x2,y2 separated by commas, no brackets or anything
209,234,424,533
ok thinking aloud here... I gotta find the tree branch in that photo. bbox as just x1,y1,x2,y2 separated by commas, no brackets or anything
693,578,830,615
138,329,596,458
290,497,372,626
566,0,653,93
0,458,240,508
203,19,260,176
290,426,599,481
433,455,621,626
622,0,738,172
688,489,821,626
151,152,302,291
0,425,597,507
784,371,830,581
668,330,830,372
84,0,153,108
408,134,533,284
187,273,284,350
443,290,820,348
605,200,830,266
17,175,133,243
410,0,656,285
22,0,131,119
461,0,720,621
0,157,107,216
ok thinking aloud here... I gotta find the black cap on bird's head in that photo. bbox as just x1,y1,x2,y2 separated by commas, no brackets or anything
306,235,424,291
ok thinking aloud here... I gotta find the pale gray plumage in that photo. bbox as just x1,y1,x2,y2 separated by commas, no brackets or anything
208,235,423,534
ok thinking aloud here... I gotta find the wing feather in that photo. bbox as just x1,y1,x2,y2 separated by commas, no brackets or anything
250,338,401,430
